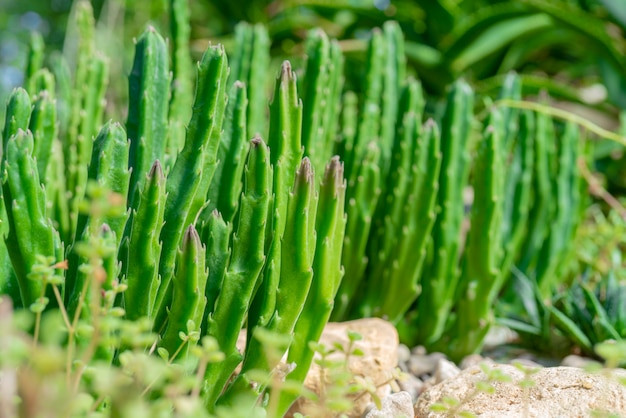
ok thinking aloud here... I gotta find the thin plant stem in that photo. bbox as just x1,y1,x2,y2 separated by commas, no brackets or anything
52,285,71,330
32,283,48,348
494,99,626,146
141,335,190,396
191,358,208,399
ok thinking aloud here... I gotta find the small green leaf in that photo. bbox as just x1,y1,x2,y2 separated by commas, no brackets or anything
157,347,169,361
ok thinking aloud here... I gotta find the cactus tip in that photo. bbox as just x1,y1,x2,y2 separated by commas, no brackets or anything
251,135,263,147
424,118,438,130
148,160,164,178
184,224,200,242
280,60,294,80
325,156,345,197
299,157,314,184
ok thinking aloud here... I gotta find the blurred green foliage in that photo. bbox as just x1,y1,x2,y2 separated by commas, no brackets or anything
4,0,626,102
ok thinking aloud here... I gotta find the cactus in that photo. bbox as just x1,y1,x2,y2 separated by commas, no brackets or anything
246,61,303,346
29,91,57,182
154,44,228,325
24,31,45,96
202,137,271,408
228,22,270,138
0,11,597,413
500,107,535,276
374,118,441,322
63,2,109,242
203,81,249,225
535,121,583,296
66,121,130,315
360,79,428,318
159,225,208,360
445,110,505,360
301,29,344,181
2,129,62,307
332,142,381,320
167,0,194,159
277,156,347,416
517,109,556,280
416,79,474,345
2,88,32,157
126,26,170,206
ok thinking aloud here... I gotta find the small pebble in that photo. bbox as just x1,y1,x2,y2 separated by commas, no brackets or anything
397,373,425,400
411,345,427,356
433,358,460,384
561,354,597,369
408,356,433,376
397,344,411,365
361,391,414,418
459,354,489,370
482,326,518,349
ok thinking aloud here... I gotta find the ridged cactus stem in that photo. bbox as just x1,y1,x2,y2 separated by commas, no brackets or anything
63,2,100,239
2,88,32,160
517,111,555,275
447,113,504,360
25,31,45,96
334,90,357,159
246,24,270,138
536,122,581,297
85,122,131,243
500,110,534,275
362,79,425,317
277,156,346,415
417,80,474,345
228,23,270,138
2,129,61,307
202,137,271,410
123,160,166,321
45,140,70,248
203,81,248,225
154,45,228,326
126,26,170,208
379,119,441,322
200,210,230,331
29,69,56,98
332,142,381,320
159,225,208,360
167,0,194,161
66,122,130,312
378,21,407,179
232,157,317,401
247,61,303,343
29,91,57,182
343,30,384,181
301,30,344,180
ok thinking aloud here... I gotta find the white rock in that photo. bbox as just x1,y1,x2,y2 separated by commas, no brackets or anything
287,318,399,417
415,363,626,418
362,391,414,418
432,358,460,384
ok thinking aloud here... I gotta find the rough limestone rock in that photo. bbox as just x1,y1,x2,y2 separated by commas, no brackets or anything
415,363,626,418
288,318,399,417
362,391,414,418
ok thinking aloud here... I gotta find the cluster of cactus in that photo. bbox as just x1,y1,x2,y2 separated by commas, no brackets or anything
313,22,588,359
0,1,347,415
1,2,595,416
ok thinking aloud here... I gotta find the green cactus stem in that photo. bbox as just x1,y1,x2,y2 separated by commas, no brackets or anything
202,136,271,410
